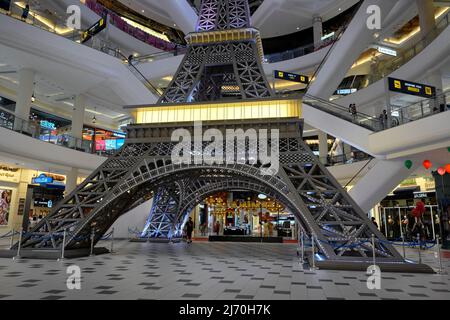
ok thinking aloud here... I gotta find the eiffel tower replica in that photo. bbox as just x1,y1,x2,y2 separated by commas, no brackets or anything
9,0,431,271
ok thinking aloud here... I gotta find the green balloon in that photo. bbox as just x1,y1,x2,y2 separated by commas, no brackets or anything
448,147,450,152
404,160,413,169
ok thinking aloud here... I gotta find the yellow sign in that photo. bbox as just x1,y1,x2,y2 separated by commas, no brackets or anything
394,80,401,89
425,87,432,95
0,166,20,183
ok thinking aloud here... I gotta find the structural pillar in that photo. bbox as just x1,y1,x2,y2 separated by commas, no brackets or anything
426,70,445,112
71,94,86,148
318,131,328,164
65,168,79,197
312,16,323,50
14,68,35,129
343,142,352,163
416,0,436,36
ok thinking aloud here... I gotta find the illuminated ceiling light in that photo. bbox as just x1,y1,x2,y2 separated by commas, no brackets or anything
121,17,169,41
31,93,36,102
258,194,267,200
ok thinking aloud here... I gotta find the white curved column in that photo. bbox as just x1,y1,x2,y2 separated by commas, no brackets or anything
159,0,198,34
307,0,397,99
349,159,415,212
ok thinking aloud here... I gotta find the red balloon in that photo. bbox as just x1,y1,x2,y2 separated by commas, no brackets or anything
423,160,432,170
437,167,446,176
446,164,450,174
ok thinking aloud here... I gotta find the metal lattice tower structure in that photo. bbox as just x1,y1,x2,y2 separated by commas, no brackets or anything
159,0,271,103
12,0,414,268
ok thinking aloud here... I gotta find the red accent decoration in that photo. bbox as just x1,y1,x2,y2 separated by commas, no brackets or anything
412,201,426,218
446,164,450,174
423,160,432,170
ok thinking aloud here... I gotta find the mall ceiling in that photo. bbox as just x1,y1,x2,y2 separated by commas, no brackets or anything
118,0,360,39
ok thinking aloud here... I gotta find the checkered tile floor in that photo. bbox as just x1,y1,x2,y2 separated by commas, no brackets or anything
0,239,449,300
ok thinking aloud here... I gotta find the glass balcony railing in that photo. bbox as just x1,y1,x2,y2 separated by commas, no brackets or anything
0,110,120,157
2,4,81,41
365,9,450,88
303,94,384,132
304,88,449,132
0,5,162,97
391,89,450,125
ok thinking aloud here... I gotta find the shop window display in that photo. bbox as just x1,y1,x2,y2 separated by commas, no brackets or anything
0,188,12,226
202,192,295,239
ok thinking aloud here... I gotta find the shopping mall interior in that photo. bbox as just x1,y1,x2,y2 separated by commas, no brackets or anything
0,0,449,303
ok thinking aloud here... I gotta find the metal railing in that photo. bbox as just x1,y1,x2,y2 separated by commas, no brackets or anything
320,151,372,168
97,44,162,97
391,89,450,125
0,110,121,157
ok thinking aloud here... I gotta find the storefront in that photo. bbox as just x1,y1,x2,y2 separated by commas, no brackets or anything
0,164,83,232
190,191,297,239
377,176,439,241
29,109,72,144
82,126,126,154
0,165,20,230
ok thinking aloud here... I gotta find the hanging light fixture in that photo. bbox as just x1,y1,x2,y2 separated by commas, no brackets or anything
92,107,97,124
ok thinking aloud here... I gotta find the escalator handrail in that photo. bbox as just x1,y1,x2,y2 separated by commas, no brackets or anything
107,48,161,97
304,94,381,122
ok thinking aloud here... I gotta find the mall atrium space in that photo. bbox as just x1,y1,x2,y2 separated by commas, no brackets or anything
0,0,449,307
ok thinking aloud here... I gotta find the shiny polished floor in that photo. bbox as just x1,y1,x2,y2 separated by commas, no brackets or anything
0,239,449,300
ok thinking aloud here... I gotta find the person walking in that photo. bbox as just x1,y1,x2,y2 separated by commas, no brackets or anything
348,103,357,122
185,217,194,243
371,217,379,230
21,4,30,21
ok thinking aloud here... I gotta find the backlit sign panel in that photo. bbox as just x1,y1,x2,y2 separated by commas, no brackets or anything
274,70,309,84
81,17,107,44
388,77,436,98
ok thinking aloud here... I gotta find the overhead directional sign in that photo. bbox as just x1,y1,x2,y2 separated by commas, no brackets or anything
274,70,309,85
388,77,436,98
81,17,107,44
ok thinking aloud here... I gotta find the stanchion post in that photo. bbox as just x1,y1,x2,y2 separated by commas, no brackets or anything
110,228,115,254
300,231,304,264
417,233,422,264
311,234,316,270
436,235,446,274
371,234,376,268
90,229,95,257
401,235,406,259
58,229,67,261
9,229,15,250
13,227,23,260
